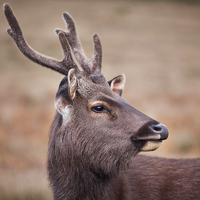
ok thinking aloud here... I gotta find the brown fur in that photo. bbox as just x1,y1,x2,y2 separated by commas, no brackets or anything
125,155,200,200
47,70,168,199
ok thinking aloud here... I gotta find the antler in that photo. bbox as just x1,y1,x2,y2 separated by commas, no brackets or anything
3,3,79,75
55,12,102,74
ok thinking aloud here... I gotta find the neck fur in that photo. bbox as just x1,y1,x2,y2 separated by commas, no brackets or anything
48,114,124,200
48,150,123,200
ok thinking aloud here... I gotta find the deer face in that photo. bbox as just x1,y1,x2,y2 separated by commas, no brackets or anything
54,69,168,176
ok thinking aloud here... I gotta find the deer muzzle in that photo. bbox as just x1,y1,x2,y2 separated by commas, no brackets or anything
131,122,169,152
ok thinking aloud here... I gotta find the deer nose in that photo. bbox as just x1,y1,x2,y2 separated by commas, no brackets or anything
150,123,168,140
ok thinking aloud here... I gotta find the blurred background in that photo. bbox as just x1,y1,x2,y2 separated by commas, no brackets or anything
1,0,200,199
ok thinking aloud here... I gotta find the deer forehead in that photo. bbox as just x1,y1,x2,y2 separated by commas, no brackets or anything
76,74,113,100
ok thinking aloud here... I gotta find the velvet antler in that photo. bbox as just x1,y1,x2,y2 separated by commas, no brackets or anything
55,12,102,74
3,3,79,75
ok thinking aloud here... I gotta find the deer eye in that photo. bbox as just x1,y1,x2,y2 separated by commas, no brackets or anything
92,105,106,113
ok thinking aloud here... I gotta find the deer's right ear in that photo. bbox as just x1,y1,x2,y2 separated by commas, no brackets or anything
108,74,126,96
55,69,77,115
68,68,77,100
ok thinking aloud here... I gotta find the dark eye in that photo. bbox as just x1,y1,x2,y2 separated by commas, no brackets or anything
92,105,105,113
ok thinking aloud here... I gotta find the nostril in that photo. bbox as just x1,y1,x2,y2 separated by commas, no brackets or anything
153,126,162,132
151,123,169,140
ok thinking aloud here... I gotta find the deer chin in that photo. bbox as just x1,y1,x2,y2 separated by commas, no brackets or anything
132,139,162,152
140,140,162,151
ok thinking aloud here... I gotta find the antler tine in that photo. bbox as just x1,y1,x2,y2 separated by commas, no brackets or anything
55,12,102,74
58,31,80,72
3,3,77,75
55,12,90,73
91,34,102,74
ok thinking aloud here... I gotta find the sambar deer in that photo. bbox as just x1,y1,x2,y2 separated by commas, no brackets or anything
4,3,199,200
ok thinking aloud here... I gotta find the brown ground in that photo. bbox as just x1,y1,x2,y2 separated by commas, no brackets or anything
1,0,200,199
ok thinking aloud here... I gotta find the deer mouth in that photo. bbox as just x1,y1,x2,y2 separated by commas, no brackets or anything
131,139,163,152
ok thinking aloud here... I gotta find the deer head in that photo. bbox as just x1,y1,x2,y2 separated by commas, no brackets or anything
4,3,168,194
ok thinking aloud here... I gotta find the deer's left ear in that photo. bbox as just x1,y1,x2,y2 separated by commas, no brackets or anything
108,74,126,96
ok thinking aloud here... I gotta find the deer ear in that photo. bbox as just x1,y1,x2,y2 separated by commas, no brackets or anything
55,69,77,115
108,74,126,96
55,96,71,115
68,68,77,100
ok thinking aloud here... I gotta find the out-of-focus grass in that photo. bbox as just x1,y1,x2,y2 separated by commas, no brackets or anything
1,0,200,199
0,193,51,200
0,189,52,200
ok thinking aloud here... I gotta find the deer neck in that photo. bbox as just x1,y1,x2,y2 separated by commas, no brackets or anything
48,143,122,200
48,114,124,200
54,167,120,200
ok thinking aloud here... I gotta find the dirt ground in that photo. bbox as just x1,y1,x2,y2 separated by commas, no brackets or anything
1,0,200,199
